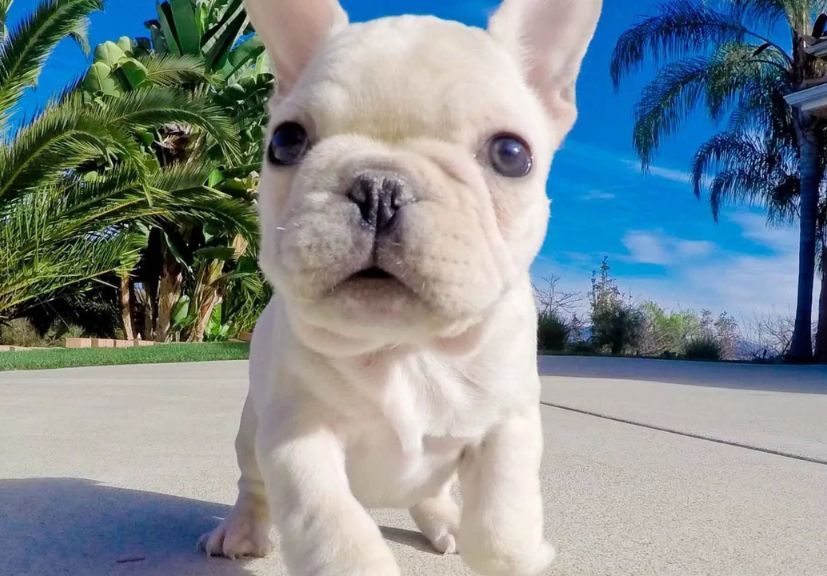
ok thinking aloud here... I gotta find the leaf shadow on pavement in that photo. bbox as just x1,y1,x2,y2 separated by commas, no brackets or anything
0,477,256,576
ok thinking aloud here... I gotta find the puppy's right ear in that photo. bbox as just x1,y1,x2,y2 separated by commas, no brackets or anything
243,0,349,94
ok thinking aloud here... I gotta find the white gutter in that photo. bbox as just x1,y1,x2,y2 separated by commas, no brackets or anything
805,41,827,58
784,82,827,112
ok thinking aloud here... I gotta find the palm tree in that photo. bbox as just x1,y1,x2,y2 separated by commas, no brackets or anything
611,0,825,362
80,0,271,342
0,0,254,326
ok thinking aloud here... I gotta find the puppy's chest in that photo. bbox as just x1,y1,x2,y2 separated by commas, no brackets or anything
337,357,501,507
342,355,500,443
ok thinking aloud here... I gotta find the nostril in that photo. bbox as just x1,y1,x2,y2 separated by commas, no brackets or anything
347,175,377,225
347,171,414,231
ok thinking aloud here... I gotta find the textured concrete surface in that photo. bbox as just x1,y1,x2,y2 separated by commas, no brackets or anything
539,356,827,462
1,359,825,576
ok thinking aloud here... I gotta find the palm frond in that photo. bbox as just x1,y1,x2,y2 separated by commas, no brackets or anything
139,54,210,86
0,0,12,44
0,227,143,316
732,0,812,33
149,162,258,238
611,1,759,86
704,42,789,120
692,130,799,219
632,43,792,166
0,0,103,125
96,88,241,160
0,102,142,202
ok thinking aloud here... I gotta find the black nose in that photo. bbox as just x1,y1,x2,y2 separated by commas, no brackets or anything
347,171,414,231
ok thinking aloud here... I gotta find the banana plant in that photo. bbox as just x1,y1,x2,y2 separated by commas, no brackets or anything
79,0,272,342
133,0,273,342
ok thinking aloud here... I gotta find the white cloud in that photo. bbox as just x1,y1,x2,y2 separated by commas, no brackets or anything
621,159,693,184
622,231,715,265
676,240,715,258
623,232,671,265
582,189,617,201
726,212,797,251
559,140,714,190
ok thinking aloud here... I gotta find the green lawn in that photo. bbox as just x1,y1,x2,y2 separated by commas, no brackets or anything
0,342,250,372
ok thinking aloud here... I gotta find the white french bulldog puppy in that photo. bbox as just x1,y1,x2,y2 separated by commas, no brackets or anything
199,1,601,575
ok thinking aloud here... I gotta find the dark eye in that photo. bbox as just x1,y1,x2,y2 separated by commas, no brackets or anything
268,122,310,166
488,134,532,178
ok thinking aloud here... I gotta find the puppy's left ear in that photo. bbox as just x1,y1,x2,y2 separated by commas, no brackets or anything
244,0,349,95
489,0,602,133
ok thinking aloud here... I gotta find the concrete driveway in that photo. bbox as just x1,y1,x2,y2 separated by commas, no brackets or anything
1,357,825,576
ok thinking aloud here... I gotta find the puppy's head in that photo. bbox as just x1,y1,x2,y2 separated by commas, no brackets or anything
246,0,601,344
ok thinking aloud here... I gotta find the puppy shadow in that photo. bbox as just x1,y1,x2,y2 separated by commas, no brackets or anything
0,477,255,576
379,526,440,555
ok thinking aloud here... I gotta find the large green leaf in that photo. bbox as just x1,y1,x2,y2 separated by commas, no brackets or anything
204,7,247,71
200,0,242,51
82,61,121,95
117,59,149,89
194,246,236,262
156,1,181,56
94,41,126,68
168,0,200,55
219,35,264,79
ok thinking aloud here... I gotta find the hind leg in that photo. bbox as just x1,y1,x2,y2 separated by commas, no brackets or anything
410,477,460,555
198,395,273,558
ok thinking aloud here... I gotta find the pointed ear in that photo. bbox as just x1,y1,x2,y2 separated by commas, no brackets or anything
244,0,349,94
489,0,601,130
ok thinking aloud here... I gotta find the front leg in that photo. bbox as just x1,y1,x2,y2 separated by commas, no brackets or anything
199,395,272,558
257,407,400,576
458,405,554,576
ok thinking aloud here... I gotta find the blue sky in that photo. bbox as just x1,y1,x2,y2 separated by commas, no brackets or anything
11,0,812,323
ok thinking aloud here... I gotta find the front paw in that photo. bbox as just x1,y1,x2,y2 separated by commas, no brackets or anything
459,536,555,576
197,509,273,559
287,545,401,576
283,521,401,576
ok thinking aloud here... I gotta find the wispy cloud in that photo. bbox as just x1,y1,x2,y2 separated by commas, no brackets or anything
622,231,715,265
727,212,797,252
561,140,699,186
582,189,617,201
623,232,671,265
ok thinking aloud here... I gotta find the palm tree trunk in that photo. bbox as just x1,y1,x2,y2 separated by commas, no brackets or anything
816,249,827,363
188,288,222,343
187,236,248,342
788,126,818,362
155,249,183,342
119,274,134,341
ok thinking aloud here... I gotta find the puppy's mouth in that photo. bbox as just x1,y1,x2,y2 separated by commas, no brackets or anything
349,266,395,281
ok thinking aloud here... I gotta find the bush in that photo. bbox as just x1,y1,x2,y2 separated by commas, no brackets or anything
0,318,43,347
0,317,92,348
568,340,597,355
589,258,644,355
638,302,702,357
684,337,723,361
537,310,570,352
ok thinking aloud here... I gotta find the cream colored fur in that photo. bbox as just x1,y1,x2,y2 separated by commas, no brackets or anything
198,1,601,574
